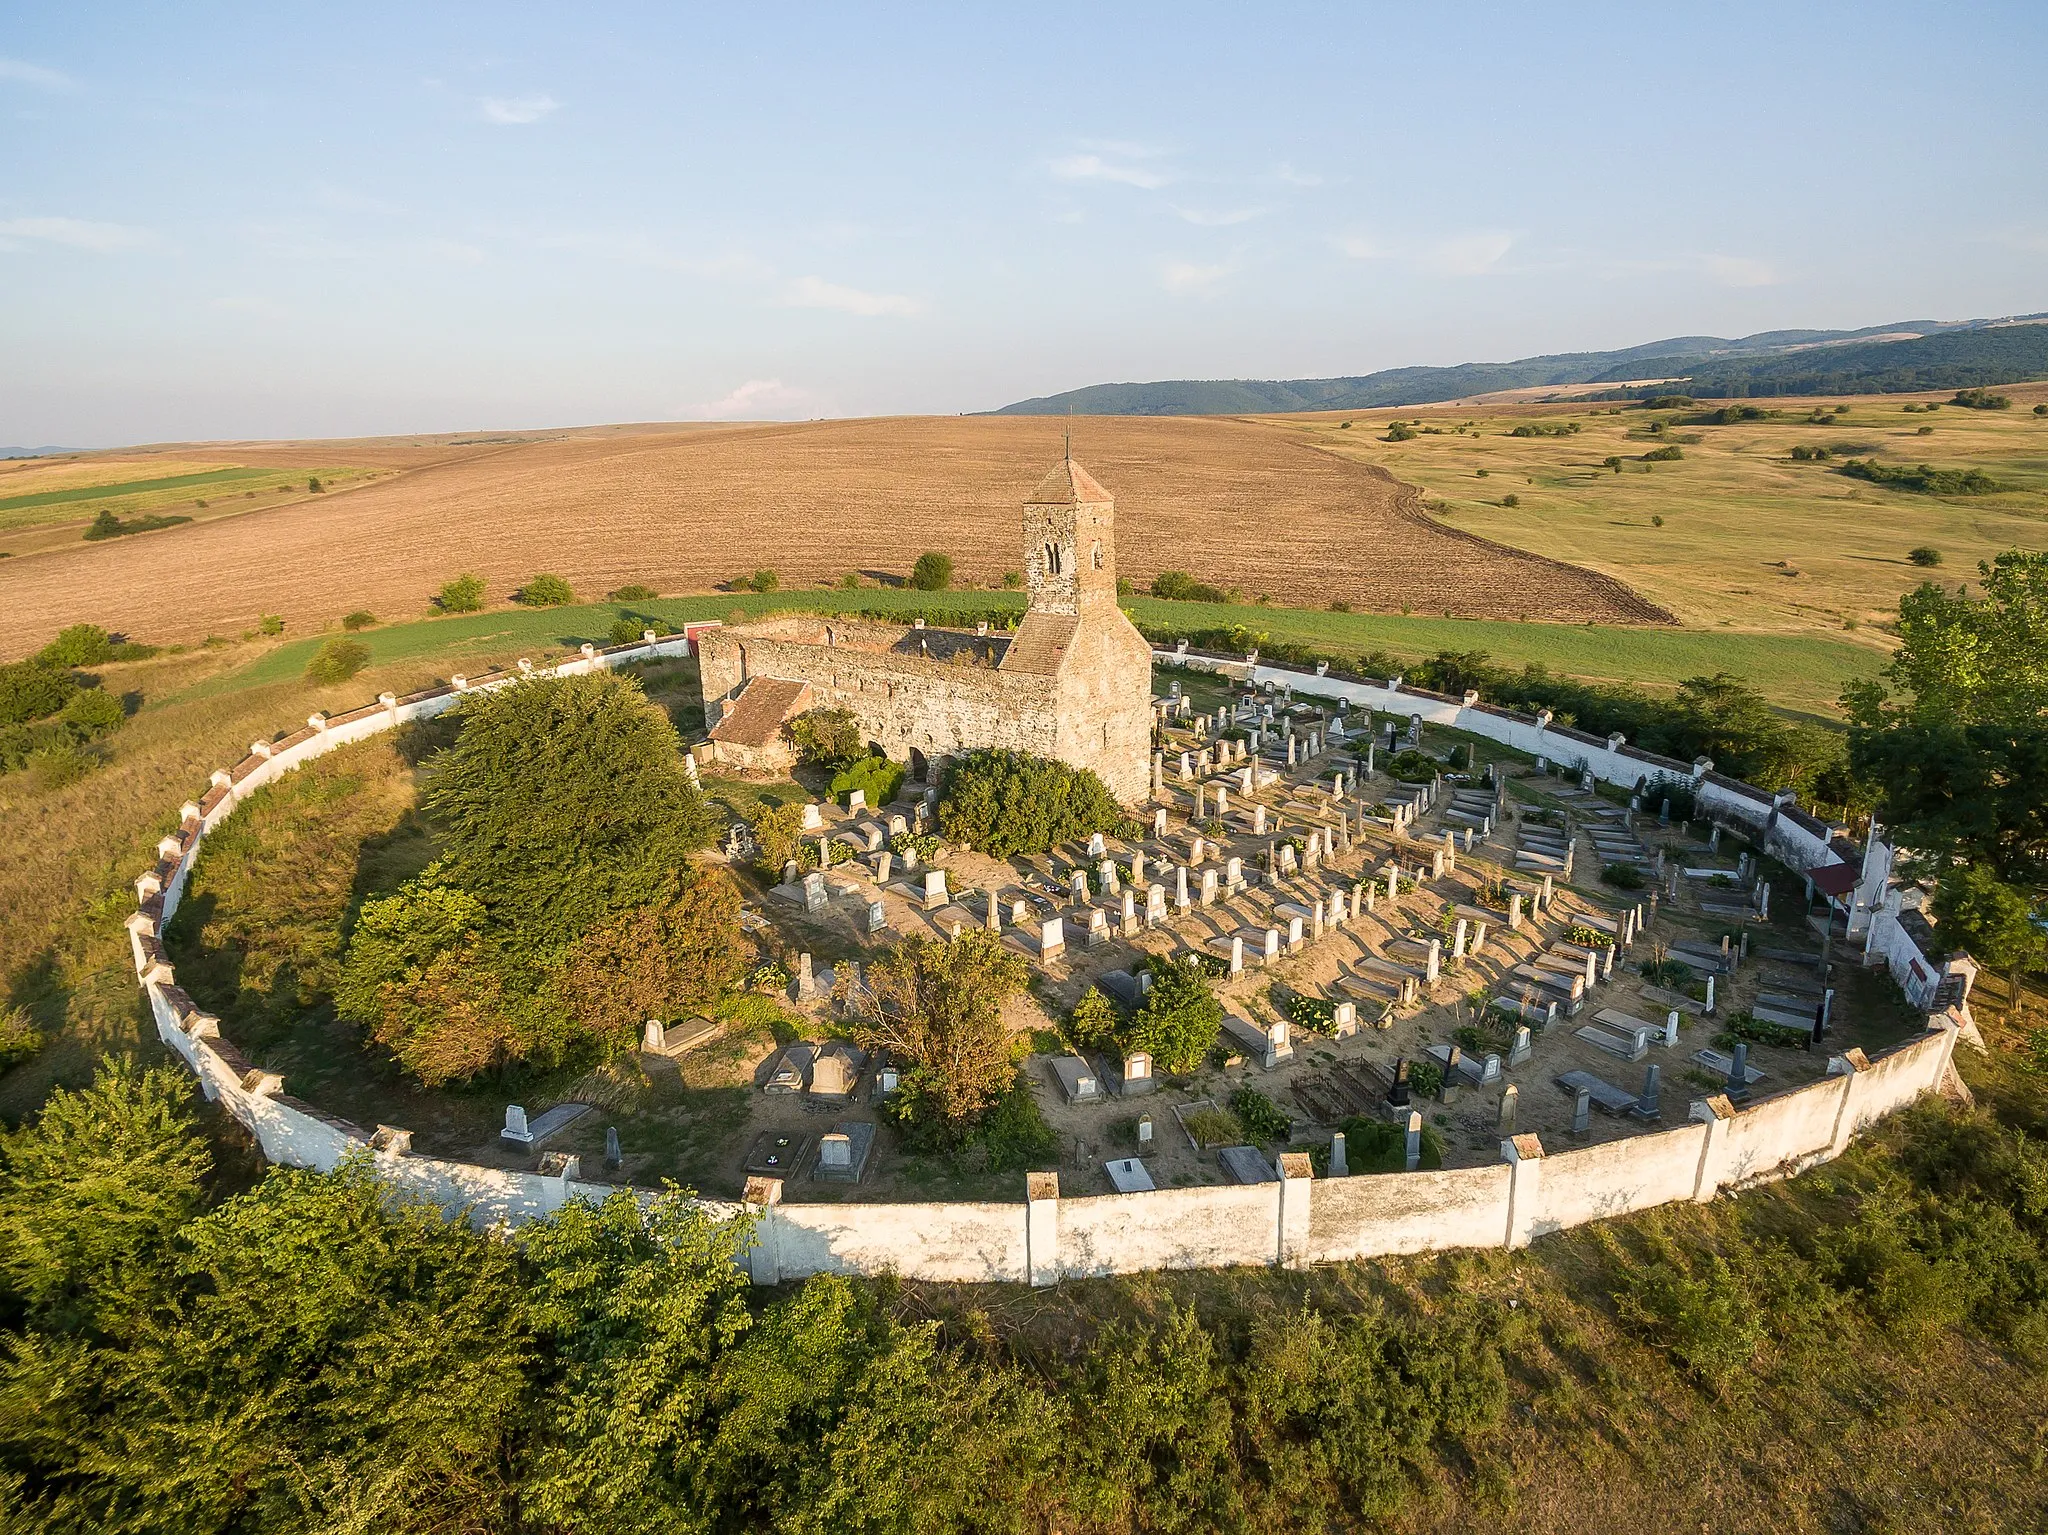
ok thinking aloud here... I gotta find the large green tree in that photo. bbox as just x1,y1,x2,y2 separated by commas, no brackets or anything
424,672,715,946
938,750,1123,859
1849,551,2048,1007
851,930,1030,1132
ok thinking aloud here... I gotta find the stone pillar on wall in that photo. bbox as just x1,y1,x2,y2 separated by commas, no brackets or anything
1501,1133,1545,1249
1276,1152,1314,1269
1026,1171,1060,1287
1688,1095,1737,1202
744,1176,784,1285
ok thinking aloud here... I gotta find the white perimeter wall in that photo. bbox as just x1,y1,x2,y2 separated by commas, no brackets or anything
123,636,1963,1287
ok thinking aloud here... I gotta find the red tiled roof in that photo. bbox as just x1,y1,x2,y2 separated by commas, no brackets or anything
709,677,811,747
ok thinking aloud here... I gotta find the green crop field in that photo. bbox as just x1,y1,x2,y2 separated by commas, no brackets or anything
0,462,381,534
193,587,1887,717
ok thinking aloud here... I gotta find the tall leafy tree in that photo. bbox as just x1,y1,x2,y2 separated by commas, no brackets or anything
851,931,1029,1131
424,672,715,946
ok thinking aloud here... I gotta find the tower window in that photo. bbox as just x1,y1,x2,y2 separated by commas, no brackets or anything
1044,541,1064,575
1091,540,1103,570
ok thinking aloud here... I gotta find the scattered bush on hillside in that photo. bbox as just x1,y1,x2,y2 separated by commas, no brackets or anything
747,568,779,594
784,705,865,768
517,573,574,607
1509,421,1580,437
1693,405,1773,425
938,749,1122,858
1151,570,1228,604
35,623,154,667
1790,443,1833,461
82,509,193,541
1952,388,2012,410
910,551,955,591
1840,459,2006,495
1642,445,1684,462
0,1005,41,1069
436,573,488,613
341,610,378,631
0,661,77,729
1908,546,1944,567
1383,422,1416,441
305,638,371,686
2036,403,2048,416
1640,394,1697,409
607,584,658,602
1500,493,1520,507
258,614,285,636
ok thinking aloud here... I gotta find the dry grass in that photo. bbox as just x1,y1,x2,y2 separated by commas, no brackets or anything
0,415,1668,659
1288,380,2048,636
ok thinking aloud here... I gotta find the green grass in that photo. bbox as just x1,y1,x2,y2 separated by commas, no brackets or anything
188,588,1885,716
0,467,281,512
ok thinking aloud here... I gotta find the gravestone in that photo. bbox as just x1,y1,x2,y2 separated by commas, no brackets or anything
1389,1058,1411,1107
1137,1114,1153,1144
803,872,828,913
605,1126,622,1170
795,952,817,1001
923,869,948,909
1498,1084,1518,1135
1572,1086,1591,1136
1226,855,1244,891
502,1105,530,1144
1329,1131,1349,1178
1040,916,1066,964
1404,1111,1424,1171
866,900,886,934
1508,1026,1532,1066
810,1051,850,1098
1122,1051,1155,1096
1147,884,1168,926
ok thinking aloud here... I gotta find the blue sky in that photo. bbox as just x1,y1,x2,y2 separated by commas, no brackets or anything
3,2,2044,446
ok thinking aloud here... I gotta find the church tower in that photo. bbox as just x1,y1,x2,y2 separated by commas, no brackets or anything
1022,452,1118,617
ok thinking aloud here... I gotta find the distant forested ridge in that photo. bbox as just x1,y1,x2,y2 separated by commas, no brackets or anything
992,315,2048,415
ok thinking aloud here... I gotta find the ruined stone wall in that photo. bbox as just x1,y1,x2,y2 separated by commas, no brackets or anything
701,628,1061,770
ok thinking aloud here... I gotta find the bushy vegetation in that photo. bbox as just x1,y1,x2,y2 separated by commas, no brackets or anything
303,637,370,685
782,705,865,768
910,551,955,591
0,649,129,778
1150,570,1229,604
1952,387,2012,410
435,572,487,613
607,583,659,601
1907,546,1944,567
830,754,905,808
1641,444,1684,462
82,508,192,540
1130,954,1223,1073
938,749,1122,858
1509,420,1579,437
516,572,575,607
851,930,1030,1140
341,609,378,631
1839,459,2006,495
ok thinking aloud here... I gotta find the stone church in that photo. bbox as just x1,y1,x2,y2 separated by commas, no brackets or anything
698,456,1154,802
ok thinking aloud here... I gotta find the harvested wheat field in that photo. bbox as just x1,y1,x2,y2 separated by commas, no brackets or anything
0,415,1670,657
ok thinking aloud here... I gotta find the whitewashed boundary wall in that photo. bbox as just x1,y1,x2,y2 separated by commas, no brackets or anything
1154,646,1847,877
122,634,1962,1287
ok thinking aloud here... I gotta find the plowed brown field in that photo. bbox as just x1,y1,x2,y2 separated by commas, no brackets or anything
0,415,1669,656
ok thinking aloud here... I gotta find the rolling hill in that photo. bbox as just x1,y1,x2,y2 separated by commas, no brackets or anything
993,314,2048,415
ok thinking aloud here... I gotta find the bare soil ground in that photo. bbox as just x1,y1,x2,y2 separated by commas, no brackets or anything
0,415,1668,658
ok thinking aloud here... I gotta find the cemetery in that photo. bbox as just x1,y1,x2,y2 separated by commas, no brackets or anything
125,456,1980,1287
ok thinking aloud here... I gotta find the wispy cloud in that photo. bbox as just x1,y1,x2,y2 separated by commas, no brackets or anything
1433,230,1518,276
781,275,921,317
679,378,825,421
0,216,153,253
479,92,559,125
0,58,73,91
1698,253,1778,288
1173,205,1264,227
1335,228,1519,276
1162,258,1235,296
1051,153,1167,190
1275,161,1322,187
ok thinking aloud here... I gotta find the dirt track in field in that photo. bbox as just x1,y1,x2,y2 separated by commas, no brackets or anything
0,415,1671,656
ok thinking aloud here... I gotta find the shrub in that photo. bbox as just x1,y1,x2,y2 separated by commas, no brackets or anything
36,623,115,667
745,802,809,878
341,610,378,631
1131,956,1222,1073
938,749,1121,858
783,705,865,768
1337,1114,1444,1173
910,551,954,591
1067,987,1123,1054
307,476,323,492
748,568,779,594
0,660,77,728
1839,459,2005,495
304,638,370,686
2036,403,2047,416
1563,923,1613,948
1229,1086,1291,1145
1718,1011,1809,1050
1382,422,1416,441
607,584,658,602
830,754,905,808
1384,749,1437,784
1406,1058,1445,1099
258,614,285,636
1612,1247,1764,1390
436,573,487,613
518,573,574,607
1181,1108,1243,1148
25,743,96,790
550,869,750,1047
1790,443,1833,462
1952,388,2011,410
1908,546,1944,567
59,687,125,738
0,1004,40,1069
607,617,646,646
978,1079,1060,1172
1601,863,1645,890
1500,493,1520,507
1151,571,1228,604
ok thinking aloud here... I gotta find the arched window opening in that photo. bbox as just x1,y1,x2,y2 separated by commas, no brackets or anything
1090,540,1103,570
1044,541,1064,575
